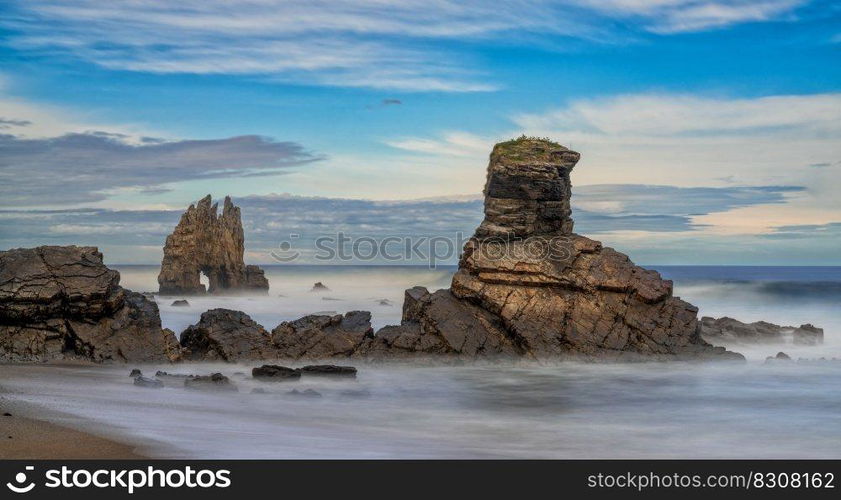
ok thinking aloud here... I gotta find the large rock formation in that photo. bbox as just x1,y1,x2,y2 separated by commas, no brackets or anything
0,246,180,362
438,137,741,360
158,195,269,295
364,138,741,361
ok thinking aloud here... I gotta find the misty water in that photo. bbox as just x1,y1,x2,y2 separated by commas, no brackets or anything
2,265,840,458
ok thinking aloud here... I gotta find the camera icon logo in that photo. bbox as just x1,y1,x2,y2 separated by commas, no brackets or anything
6,466,35,493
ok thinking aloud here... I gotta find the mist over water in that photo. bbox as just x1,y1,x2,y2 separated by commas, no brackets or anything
3,265,840,458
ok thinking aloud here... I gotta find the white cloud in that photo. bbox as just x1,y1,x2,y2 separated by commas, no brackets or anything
0,94,158,141
582,0,805,33
1,0,810,91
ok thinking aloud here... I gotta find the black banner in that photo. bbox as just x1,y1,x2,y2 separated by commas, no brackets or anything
0,460,838,499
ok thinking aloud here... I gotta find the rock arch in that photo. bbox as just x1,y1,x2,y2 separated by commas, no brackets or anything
157,195,269,295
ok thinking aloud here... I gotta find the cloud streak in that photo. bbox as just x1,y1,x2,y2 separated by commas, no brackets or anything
0,132,321,206
1,1,811,91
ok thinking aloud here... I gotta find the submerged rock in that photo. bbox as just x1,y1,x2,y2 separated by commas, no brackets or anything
157,195,268,295
180,309,276,361
184,373,237,391
252,364,301,381
765,352,792,363
0,246,181,363
793,324,823,345
288,388,322,398
133,376,164,388
301,365,357,378
700,317,823,346
171,300,190,307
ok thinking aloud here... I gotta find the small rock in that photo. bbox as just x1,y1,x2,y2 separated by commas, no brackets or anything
288,389,322,398
184,373,237,391
129,368,142,377
251,388,268,394
133,376,164,388
3,412,12,417
252,365,301,381
171,299,190,307
310,282,330,292
322,297,343,301
301,365,357,379
765,352,792,364
377,299,393,306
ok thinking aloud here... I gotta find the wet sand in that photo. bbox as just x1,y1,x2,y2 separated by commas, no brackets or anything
1,380,146,459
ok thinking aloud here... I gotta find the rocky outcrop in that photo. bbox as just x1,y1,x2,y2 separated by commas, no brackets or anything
0,246,180,363
700,316,824,345
364,138,742,361
357,287,519,360
272,311,373,359
158,195,269,295
180,308,276,361
177,310,375,361
172,138,743,362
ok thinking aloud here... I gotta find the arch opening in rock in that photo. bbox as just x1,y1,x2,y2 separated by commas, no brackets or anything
199,269,210,293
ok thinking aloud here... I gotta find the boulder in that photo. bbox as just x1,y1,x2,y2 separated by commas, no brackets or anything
252,364,301,381
0,246,180,363
272,311,373,359
129,368,142,377
157,195,269,295
357,287,519,360
180,309,276,361
310,282,330,292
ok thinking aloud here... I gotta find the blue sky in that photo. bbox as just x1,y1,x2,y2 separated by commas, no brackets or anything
0,1,839,264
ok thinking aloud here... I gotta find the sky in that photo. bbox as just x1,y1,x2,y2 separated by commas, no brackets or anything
0,0,839,265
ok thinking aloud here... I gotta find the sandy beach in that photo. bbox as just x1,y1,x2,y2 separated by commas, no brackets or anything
1,370,146,459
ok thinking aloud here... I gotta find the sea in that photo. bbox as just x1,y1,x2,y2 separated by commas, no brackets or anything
1,265,839,458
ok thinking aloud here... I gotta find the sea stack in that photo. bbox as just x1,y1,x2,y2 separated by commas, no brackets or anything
364,137,742,361
158,195,269,295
